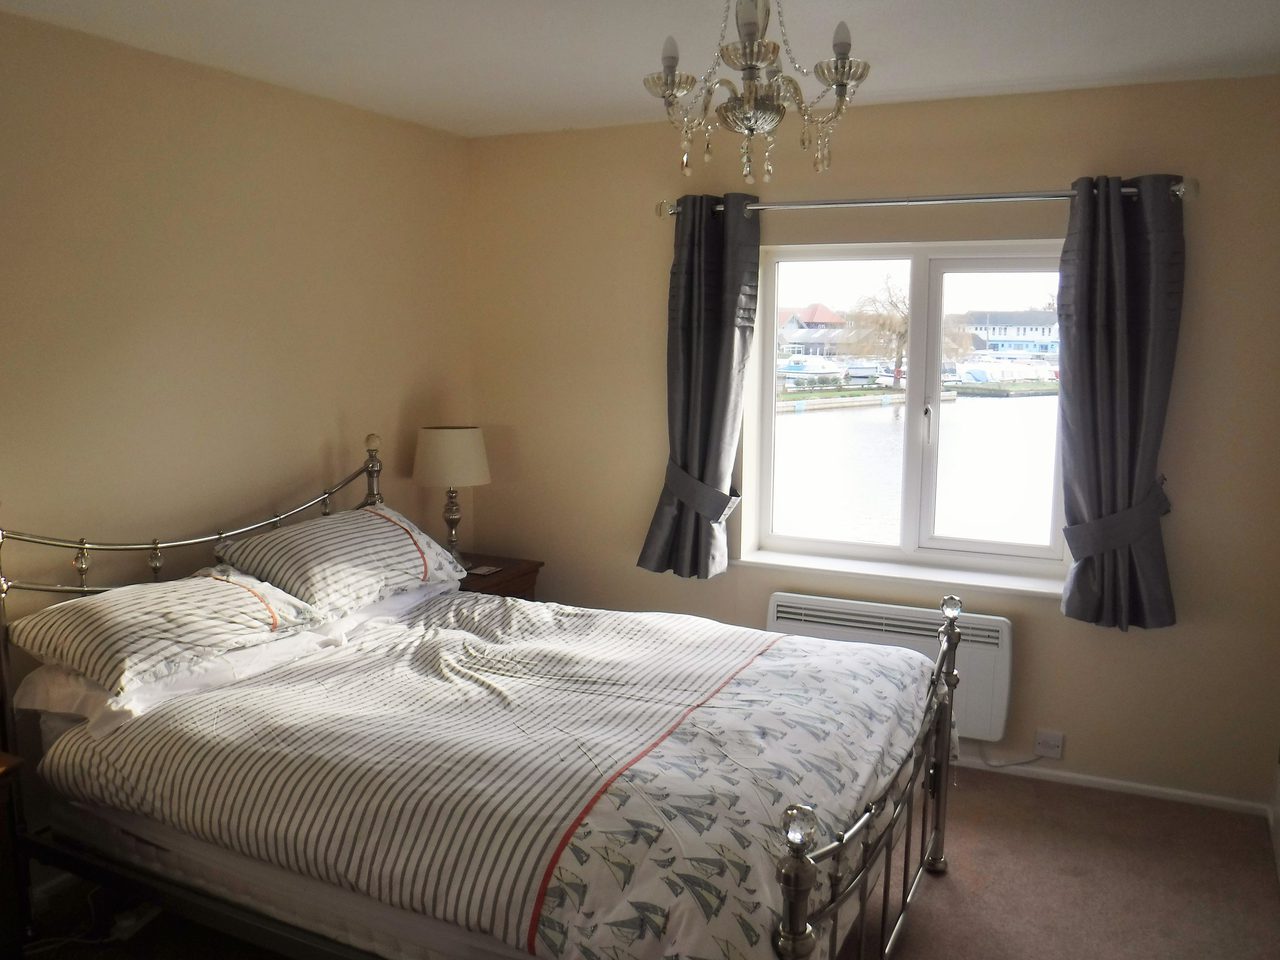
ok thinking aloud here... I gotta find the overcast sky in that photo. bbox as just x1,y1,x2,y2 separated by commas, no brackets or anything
776,260,1059,314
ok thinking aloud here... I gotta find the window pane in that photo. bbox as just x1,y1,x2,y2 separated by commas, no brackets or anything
933,272,1060,546
771,260,911,545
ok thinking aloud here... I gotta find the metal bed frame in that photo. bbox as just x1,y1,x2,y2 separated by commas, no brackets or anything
0,434,962,960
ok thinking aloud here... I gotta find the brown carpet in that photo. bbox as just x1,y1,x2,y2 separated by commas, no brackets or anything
28,767,1280,959
894,768,1280,960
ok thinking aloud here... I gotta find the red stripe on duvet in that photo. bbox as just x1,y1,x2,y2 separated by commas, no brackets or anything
524,633,783,954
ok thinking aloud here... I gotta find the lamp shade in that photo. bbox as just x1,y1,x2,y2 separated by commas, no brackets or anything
412,426,491,488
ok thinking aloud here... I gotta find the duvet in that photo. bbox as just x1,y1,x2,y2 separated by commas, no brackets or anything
41,593,934,960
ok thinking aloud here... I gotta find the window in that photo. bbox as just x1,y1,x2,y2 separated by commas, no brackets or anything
747,240,1067,578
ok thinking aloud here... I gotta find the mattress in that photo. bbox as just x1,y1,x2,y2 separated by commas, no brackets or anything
50,801,522,960
39,593,936,960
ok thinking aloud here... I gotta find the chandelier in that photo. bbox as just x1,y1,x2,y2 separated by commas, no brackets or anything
643,0,869,183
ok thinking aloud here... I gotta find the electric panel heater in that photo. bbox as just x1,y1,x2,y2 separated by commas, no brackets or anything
767,592,1011,742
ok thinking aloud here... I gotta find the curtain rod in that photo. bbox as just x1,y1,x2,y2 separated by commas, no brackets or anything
654,179,1196,218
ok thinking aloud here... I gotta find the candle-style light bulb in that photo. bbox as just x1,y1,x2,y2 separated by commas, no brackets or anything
832,20,852,59
736,0,760,44
662,35,680,72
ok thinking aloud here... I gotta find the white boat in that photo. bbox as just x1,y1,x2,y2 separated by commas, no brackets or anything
776,355,845,379
959,351,1057,383
875,363,907,387
842,358,879,385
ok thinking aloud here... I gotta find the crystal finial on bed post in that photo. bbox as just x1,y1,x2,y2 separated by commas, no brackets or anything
941,596,962,622
782,802,818,853
776,802,819,960
73,539,89,587
148,540,163,581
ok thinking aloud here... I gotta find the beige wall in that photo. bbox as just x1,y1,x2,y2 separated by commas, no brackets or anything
3,11,1278,805
463,77,1280,804
0,13,473,604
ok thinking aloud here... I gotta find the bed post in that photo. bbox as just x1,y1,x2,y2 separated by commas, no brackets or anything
924,595,962,874
361,434,384,506
0,532,32,946
0,531,16,759
774,803,819,960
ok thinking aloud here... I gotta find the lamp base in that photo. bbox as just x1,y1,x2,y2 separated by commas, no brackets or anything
443,488,473,571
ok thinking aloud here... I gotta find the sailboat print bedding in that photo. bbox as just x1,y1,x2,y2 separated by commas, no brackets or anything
40,592,934,960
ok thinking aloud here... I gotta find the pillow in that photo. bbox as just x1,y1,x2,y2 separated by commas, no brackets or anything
215,504,465,617
13,580,462,739
14,623,341,737
9,566,320,697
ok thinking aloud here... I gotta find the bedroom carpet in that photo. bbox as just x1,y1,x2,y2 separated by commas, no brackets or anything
27,766,1280,960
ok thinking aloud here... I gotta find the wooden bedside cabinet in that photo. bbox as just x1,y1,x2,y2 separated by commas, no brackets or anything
459,555,544,600
0,751,25,954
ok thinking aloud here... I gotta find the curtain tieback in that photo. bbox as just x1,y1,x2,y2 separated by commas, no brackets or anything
664,460,741,524
1063,477,1170,560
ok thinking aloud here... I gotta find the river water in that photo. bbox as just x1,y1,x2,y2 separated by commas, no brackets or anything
771,395,1059,547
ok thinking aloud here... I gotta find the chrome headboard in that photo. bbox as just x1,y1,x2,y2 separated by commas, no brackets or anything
0,433,384,753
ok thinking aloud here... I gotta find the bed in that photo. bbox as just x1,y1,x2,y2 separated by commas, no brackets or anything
0,436,962,960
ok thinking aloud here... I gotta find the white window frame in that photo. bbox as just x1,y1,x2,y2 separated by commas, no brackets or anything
744,238,1069,581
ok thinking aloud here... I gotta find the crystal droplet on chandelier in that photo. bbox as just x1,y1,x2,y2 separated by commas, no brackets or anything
681,138,692,176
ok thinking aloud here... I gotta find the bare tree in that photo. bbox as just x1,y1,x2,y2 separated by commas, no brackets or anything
853,278,910,388
941,313,976,361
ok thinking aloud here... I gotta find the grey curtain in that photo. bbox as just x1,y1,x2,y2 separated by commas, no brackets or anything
1058,175,1185,629
637,193,760,579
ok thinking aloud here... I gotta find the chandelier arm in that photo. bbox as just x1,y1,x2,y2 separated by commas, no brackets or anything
701,77,741,121
777,77,849,127
811,90,850,128
664,97,691,130
775,75,810,120
805,85,833,113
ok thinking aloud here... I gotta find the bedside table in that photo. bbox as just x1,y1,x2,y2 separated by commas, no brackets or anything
459,555,544,600
0,751,25,954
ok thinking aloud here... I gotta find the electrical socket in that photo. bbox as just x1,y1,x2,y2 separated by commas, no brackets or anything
1033,728,1065,759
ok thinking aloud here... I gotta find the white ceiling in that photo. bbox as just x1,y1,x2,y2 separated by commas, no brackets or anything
2,0,1278,137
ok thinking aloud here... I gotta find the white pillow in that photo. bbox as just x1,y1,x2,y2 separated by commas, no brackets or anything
215,504,465,617
9,566,321,697
14,626,338,737
13,580,459,738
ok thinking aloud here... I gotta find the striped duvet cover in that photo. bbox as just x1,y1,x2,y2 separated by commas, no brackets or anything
40,593,934,960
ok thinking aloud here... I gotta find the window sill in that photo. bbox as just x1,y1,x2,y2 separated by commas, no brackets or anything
734,549,1066,599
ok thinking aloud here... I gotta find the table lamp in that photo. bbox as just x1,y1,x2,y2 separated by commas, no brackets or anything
412,426,491,570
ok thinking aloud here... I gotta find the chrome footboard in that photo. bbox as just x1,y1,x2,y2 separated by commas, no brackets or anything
773,596,963,960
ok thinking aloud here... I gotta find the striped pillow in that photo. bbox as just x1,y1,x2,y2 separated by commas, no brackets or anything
215,505,465,617
10,567,321,697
